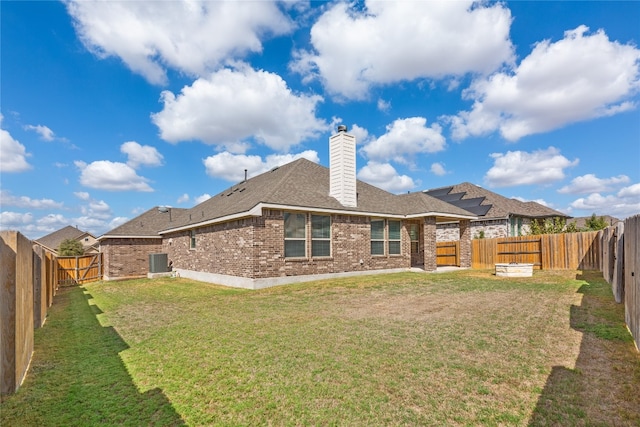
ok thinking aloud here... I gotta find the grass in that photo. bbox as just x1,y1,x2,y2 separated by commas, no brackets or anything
1,270,639,426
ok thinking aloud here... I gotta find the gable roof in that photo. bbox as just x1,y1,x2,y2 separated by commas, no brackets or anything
100,159,475,237
99,206,188,239
34,225,96,252
425,182,569,220
158,159,476,234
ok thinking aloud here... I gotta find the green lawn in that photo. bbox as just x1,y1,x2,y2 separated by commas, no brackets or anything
2,270,639,426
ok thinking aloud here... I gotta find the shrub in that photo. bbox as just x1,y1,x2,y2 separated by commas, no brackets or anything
58,238,84,256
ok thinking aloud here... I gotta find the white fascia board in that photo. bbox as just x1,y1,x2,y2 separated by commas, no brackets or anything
257,203,407,219
405,212,477,220
98,234,163,240
159,204,478,235
160,205,264,234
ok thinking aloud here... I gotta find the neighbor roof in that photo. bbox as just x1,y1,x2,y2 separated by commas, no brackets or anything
158,159,476,234
34,225,95,252
425,182,569,220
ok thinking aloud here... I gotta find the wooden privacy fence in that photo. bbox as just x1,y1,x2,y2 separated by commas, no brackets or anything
1,230,104,395
601,215,639,352
56,253,103,286
472,231,601,270
624,216,639,352
436,241,459,266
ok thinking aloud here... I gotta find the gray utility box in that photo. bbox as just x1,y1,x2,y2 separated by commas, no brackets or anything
149,253,169,273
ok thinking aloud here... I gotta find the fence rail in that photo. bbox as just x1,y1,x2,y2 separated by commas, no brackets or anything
56,254,103,286
472,231,601,270
436,241,459,266
1,232,103,395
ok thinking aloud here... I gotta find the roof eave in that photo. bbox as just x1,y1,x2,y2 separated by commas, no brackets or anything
98,234,163,241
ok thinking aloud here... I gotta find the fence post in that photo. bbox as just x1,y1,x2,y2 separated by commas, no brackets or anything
612,222,625,304
0,231,34,395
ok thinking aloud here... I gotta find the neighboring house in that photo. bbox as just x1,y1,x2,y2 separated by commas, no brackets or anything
33,225,98,255
424,183,570,240
99,127,476,289
571,215,621,230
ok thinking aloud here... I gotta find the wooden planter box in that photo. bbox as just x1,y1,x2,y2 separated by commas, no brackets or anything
495,263,534,277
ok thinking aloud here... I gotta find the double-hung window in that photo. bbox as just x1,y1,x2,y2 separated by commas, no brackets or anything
371,219,385,255
311,215,331,257
388,220,401,255
284,212,307,257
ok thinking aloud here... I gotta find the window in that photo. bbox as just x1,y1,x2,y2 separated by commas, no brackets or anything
190,229,196,249
409,223,419,254
311,215,331,257
388,220,401,255
284,212,306,257
371,219,385,255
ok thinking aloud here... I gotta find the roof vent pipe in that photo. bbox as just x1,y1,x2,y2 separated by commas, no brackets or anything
244,169,248,182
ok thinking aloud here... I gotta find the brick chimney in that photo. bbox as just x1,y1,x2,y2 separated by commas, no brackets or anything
329,125,357,207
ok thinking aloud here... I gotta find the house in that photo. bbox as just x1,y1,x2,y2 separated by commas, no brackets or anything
34,225,98,255
99,127,476,289
571,215,621,230
99,206,187,280
424,182,570,240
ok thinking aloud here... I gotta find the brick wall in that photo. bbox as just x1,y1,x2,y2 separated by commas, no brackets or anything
459,219,471,268
166,211,414,280
423,217,437,271
101,238,162,280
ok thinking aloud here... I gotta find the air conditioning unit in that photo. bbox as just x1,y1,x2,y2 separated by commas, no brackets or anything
149,253,169,273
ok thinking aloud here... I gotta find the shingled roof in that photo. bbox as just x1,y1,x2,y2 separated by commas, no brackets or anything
99,206,188,239
34,225,96,252
98,159,473,237
425,182,569,220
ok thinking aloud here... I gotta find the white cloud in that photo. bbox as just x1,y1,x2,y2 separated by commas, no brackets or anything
430,162,447,176
80,199,112,221
361,117,446,163
194,194,211,205
512,196,553,207
107,216,129,231
152,65,328,151
35,213,68,230
75,160,153,192
485,147,578,187
377,98,391,112
74,192,90,200
0,211,34,230
177,193,190,204
203,150,319,182
357,161,415,193
24,124,55,141
570,184,640,219
292,1,513,100
0,190,63,209
617,182,640,199
450,25,640,141
558,173,630,194
66,0,295,85
0,115,32,173
349,124,371,146
120,141,163,168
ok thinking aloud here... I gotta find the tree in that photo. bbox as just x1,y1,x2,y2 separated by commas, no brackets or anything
584,213,608,231
58,238,84,256
528,216,577,235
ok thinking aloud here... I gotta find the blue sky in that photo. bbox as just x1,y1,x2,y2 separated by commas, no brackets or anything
1,1,639,240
